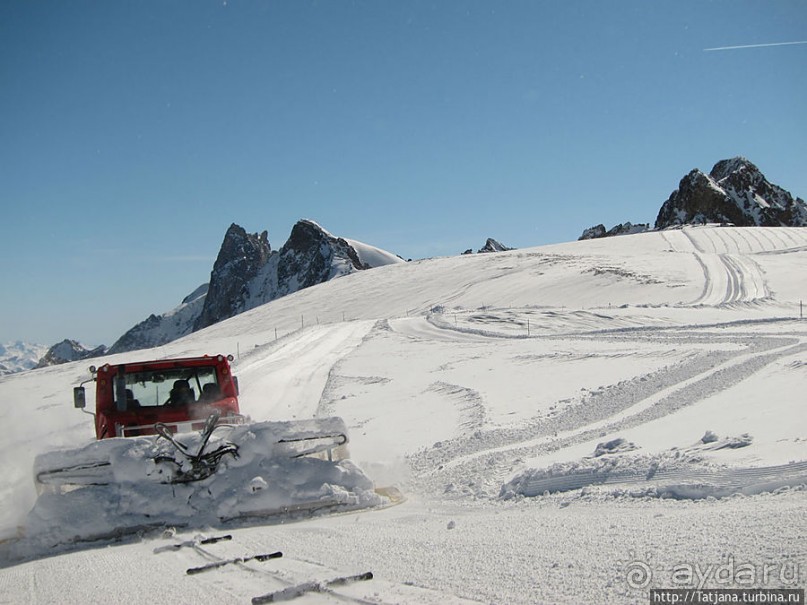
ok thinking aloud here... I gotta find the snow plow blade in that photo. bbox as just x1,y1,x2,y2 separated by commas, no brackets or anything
34,414,351,490
19,414,394,551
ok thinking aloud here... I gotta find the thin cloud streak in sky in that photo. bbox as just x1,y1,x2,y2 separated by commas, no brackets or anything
704,40,807,52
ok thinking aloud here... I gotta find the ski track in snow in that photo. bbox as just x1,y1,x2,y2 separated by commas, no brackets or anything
663,228,769,306
234,321,375,420
399,321,806,498
425,381,487,434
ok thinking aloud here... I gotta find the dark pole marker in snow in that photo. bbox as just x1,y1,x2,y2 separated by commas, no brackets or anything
186,551,283,575
252,571,373,603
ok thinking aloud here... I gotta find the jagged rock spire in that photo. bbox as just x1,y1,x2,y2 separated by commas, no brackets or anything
194,224,272,331
655,157,806,228
108,220,403,354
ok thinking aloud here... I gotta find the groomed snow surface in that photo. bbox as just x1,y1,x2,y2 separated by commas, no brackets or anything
1,226,805,604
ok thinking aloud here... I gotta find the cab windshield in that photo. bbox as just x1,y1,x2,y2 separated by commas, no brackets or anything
122,366,221,408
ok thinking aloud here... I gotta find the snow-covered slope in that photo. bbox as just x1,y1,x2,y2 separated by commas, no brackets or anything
107,284,209,354
1,226,805,604
344,237,403,267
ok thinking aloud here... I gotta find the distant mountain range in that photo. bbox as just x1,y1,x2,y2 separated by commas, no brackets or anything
11,220,405,372
0,341,49,375
106,219,405,355
580,157,806,240
9,157,805,373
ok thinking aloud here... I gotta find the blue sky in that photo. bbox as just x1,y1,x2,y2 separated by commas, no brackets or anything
1,0,805,346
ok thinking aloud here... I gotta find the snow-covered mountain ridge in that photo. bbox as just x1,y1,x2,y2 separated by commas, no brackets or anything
35,340,107,369
656,157,807,228
108,219,403,354
0,341,48,375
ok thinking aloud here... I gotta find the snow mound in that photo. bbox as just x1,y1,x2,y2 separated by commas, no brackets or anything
501,447,807,501
592,437,638,457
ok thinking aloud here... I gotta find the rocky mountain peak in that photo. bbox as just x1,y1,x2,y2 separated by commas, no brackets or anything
276,219,368,291
655,157,806,229
579,222,650,240
36,339,106,368
462,238,515,255
193,224,272,331
709,156,758,182
283,219,329,254
478,238,514,254
106,219,403,355
579,157,804,240
213,223,272,276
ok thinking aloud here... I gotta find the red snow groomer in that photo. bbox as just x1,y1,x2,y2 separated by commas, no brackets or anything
35,354,352,489
73,354,243,439
25,354,396,543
